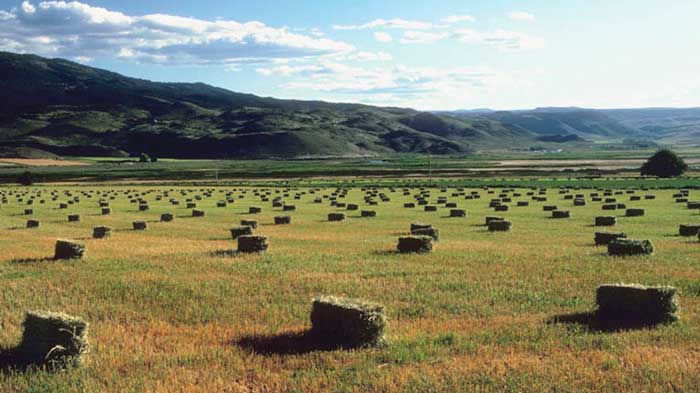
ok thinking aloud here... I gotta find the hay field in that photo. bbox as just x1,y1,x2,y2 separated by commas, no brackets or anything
0,184,699,392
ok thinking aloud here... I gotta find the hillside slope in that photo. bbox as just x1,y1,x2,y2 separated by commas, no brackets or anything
0,52,534,158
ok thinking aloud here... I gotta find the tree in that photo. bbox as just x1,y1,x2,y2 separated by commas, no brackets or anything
138,152,151,163
640,149,688,178
150,155,158,163
17,171,34,186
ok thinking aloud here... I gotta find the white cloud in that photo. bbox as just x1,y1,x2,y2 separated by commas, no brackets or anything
333,18,433,30
442,15,476,24
343,51,392,62
0,1,354,65
400,31,449,44
508,11,535,21
374,32,393,43
453,29,545,52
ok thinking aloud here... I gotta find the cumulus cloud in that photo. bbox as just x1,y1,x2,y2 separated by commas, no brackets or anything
0,1,353,64
333,18,433,30
374,31,393,43
508,11,535,21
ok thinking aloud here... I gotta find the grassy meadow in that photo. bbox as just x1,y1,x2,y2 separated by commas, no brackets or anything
0,182,699,392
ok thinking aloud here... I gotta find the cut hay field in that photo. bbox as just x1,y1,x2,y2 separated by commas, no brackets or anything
1,183,700,392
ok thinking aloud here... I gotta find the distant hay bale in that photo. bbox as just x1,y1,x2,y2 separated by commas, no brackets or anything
494,205,509,212
24,209,33,215
517,201,529,207
596,284,678,323
26,219,40,228
217,201,227,207
573,199,586,206
68,214,80,222
449,209,466,217
240,219,258,229
397,236,433,253
679,224,700,237
424,205,437,212
274,215,291,225
192,209,205,217
608,239,654,256
488,220,512,232
602,204,617,210
595,231,627,246
101,207,111,215
132,221,148,231
551,210,571,219
328,213,346,222
160,213,174,222
595,216,617,226
411,227,439,240
230,226,253,239
347,204,359,211
310,296,386,348
361,210,376,217
410,223,432,232
139,204,149,211
92,226,111,239
445,202,457,208
248,206,262,214
19,311,88,368
237,235,269,253
625,208,645,217
485,216,504,225
54,240,86,260
283,205,296,211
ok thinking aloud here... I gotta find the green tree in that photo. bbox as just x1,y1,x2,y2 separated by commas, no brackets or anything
150,155,158,163
17,171,34,186
640,149,688,178
139,153,151,163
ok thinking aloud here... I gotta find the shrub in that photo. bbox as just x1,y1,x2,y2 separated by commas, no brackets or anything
640,149,688,178
596,284,678,323
397,236,433,253
237,235,268,253
310,296,387,348
608,239,654,256
20,311,89,368
54,240,86,260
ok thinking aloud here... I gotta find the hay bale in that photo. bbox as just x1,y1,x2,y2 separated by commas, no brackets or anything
192,209,205,217
230,226,253,239
625,208,645,217
132,221,148,231
248,206,262,214
595,231,627,246
397,236,433,253
26,219,40,228
328,213,346,222
449,209,466,217
19,311,88,367
596,284,678,323
424,205,437,212
92,226,111,239
411,227,439,240
347,204,359,211
602,204,617,210
54,240,86,260
361,210,376,217
24,209,33,215
139,204,149,211
101,207,111,215
310,296,386,348
237,235,268,253
240,219,258,229
552,210,571,219
67,214,80,222
485,216,504,225
274,215,291,225
608,239,654,256
679,224,700,237
494,205,509,212
403,203,415,208
283,205,296,211
595,216,617,226
160,213,174,222
488,220,512,232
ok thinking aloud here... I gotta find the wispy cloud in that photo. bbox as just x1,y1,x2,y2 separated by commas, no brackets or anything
508,11,535,21
333,18,433,30
0,1,354,64
442,15,476,24
400,31,450,44
374,32,393,43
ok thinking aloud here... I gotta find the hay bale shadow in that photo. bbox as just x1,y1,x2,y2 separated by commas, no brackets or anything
371,250,400,256
547,311,671,332
208,249,238,257
0,346,32,373
235,330,354,356
9,256,53,263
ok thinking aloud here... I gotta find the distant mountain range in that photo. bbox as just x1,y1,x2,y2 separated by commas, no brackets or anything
0,51,698,158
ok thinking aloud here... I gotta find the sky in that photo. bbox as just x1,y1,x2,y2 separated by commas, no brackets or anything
0,0,699,110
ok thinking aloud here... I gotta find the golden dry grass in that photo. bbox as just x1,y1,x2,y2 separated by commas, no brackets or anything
0,184,698,392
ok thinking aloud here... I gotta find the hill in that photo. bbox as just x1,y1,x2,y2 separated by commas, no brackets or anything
0,52,533,158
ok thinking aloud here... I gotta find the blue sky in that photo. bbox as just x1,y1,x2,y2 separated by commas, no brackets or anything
0,0,698,110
